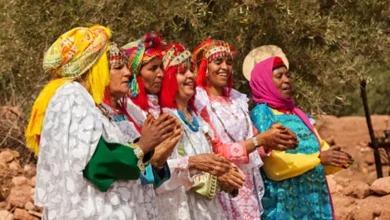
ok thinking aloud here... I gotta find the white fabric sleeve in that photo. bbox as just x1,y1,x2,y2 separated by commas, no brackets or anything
34,83,103,216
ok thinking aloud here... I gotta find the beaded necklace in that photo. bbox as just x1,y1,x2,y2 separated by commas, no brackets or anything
176,111,212,157
177,107,199,132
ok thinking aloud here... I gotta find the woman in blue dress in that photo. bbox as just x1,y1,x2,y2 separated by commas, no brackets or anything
249,55,353,220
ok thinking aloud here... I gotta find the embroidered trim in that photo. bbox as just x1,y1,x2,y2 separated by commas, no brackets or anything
128,142,146,171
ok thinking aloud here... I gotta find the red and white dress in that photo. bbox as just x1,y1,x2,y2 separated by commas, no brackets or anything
195,87,265,220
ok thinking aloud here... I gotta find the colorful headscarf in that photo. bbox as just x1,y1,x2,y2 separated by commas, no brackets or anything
43,26,110,78
249,56,319,142
192,39,235,95
122,33,165,98
26,25,112,156
160,43,194,109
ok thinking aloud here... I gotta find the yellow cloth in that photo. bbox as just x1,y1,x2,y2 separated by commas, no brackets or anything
26,25,112,156
43,25,111,78
262,109,341,181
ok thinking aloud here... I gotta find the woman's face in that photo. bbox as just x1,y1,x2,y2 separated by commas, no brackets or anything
109,62,131,99
207,56,233,88
139,57,164,94
272,67,293,99
176,67,195,102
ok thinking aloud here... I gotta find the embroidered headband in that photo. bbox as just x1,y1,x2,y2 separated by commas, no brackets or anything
108,43,128,69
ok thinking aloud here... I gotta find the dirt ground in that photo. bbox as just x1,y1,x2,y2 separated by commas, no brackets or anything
316,115,390,184
316,115,390,220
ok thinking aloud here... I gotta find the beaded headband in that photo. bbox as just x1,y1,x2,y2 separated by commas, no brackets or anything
205,44,232,59
170,50,192,67
108,43,128,69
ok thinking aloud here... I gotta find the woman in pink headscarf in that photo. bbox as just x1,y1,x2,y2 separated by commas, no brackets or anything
250,56,353,220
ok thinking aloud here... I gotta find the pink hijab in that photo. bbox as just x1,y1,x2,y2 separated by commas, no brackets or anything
249,56,319,142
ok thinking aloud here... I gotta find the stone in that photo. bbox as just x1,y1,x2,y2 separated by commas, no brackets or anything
24,202,36,211
9,151,19,159
7,185,33,208
326,175,344,194
13,208,39,220
334,176,352,187
331,194,357,220
23,165,36,178
27,210,42,219
342,180,370,199
363,153,375,165
370,177,390,195
0,210,13,220
0,202,8,209
0,151,14,163
29,177,36,187
351,196,390,220
11,176,28,186
8,160,20,171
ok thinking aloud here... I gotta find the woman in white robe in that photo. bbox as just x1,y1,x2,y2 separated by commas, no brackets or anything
156,43,246,220
26,26,178,220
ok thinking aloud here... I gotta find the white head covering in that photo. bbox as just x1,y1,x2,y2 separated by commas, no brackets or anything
242,45,289,81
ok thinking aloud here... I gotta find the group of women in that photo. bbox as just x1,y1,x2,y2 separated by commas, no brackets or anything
26,25,353,220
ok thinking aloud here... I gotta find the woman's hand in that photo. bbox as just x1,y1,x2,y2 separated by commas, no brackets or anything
137,113,178,153
150,126,183,168
329,147,354,168
319,150,352,167
217,166,245,189
257,123,298,151
188,154,232,176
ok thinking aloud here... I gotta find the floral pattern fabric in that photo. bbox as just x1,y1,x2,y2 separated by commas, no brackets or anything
35,82,154,220
195,87,265,220
250,103,333,220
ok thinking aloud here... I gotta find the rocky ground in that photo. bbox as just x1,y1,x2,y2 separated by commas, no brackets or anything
1,106,390,219
317,115,390,220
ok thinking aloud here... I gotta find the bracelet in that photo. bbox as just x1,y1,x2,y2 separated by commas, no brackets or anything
128,142,146,171
252,136,259,148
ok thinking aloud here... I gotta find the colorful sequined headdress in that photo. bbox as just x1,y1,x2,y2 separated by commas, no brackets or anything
108,43,128,69
122,33,165,98
160,43,194,109
26,25,112,156
192,39,235,94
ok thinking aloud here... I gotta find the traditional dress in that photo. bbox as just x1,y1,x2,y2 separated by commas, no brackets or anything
36,82,153,220
192,39,266,220
249,56,340,220
156,43,226,220
157,108,226,220
195,87,265,220
27,27,159,220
